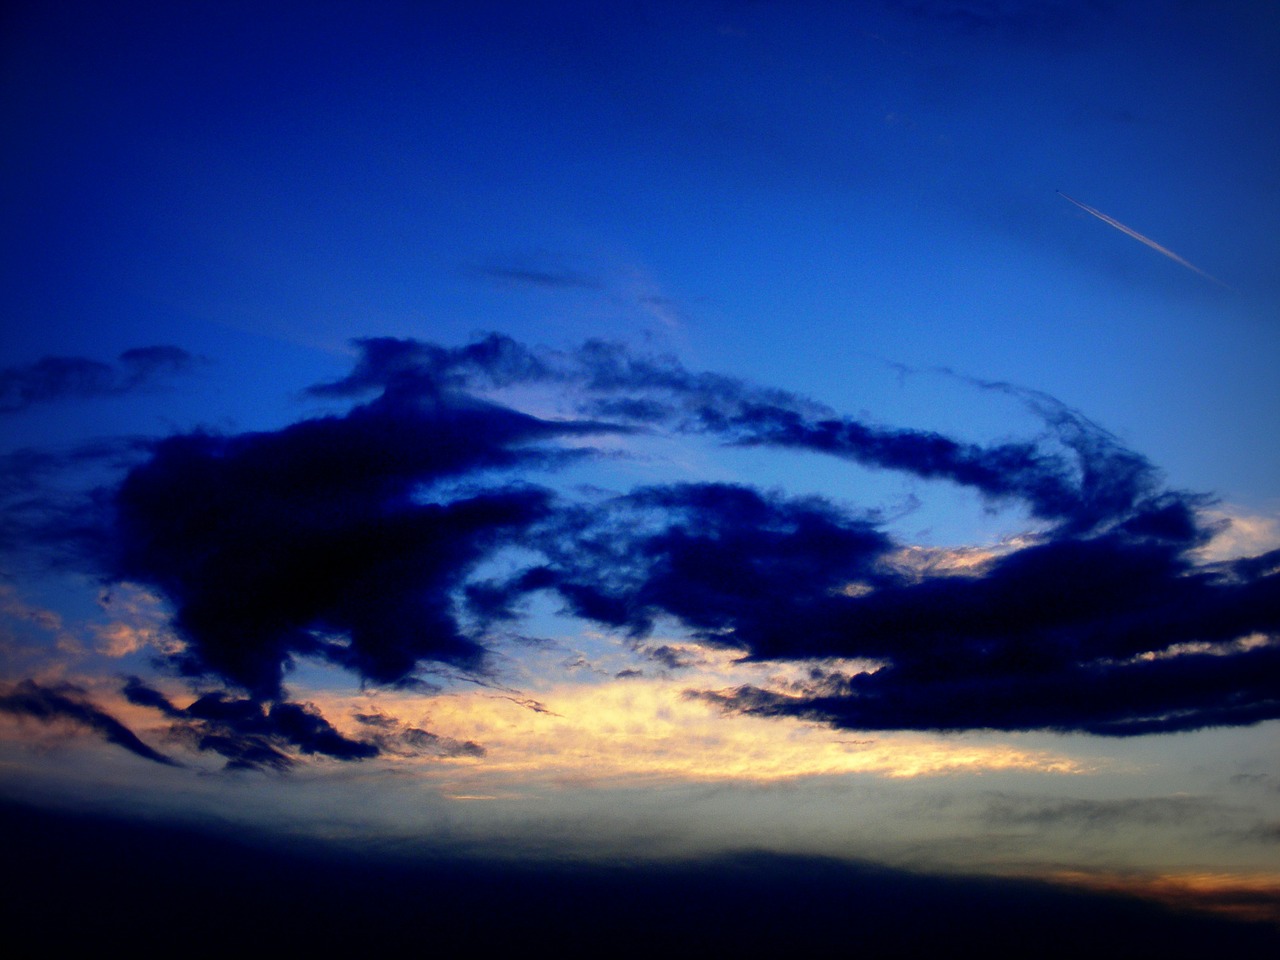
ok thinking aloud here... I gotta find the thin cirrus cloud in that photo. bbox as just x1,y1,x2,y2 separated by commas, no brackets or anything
5,335,1279,769
471,260,604,291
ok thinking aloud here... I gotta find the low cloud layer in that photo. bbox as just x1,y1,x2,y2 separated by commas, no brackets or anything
5,335,1278,767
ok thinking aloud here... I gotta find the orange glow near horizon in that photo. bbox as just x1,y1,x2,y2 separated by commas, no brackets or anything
1050,869,1280,926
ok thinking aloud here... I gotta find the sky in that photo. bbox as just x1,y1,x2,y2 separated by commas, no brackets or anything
2,0,1279,947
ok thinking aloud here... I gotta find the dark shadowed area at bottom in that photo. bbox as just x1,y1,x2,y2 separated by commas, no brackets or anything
3,800,1275,956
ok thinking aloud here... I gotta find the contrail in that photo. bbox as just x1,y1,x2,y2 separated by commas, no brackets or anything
1056,190,1229,289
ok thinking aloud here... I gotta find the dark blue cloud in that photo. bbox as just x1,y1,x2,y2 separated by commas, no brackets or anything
519,482,894,649
324,334,1181,535
312,335,1269,737
123,678,382,771
9,334,1278,752
108,388,604,698
679,527,1279,735
351,710,485,758
0,346,197,413
471,261,604,290
0,679,178,766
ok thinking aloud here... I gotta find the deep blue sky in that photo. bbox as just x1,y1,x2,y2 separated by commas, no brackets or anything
5,1,1277,499
2,0,1279,940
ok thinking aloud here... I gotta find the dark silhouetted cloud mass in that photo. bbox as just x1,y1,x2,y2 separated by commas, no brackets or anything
16,335,1278,763
108,387,606,698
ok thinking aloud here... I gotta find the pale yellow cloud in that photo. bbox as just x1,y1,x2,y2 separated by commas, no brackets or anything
310,646,1088,793
92,583,184,658
1196,505,1280,563
879,534,1042,582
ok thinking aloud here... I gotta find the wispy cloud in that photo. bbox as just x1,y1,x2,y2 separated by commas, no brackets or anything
0,679,179,766
7,335,1279,766
472,261,603,290
0,346,199,414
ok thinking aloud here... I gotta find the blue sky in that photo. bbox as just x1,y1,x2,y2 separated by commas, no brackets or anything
2,0,1279,944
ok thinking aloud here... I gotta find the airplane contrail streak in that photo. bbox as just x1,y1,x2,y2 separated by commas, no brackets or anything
1056,190,1229,289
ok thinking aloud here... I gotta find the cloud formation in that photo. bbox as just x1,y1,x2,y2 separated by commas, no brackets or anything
472,261,604,290
0,679,178,766
108,385,607,698
0,346,197,413
12,334,1278,762
122,678,382,771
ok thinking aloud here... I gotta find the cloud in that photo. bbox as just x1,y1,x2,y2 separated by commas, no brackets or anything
1052,869,1280,927
0,438,153,566
471,261,603,291
322,334,1177,534
352,710,485,758
0,346,198,413
1196,506,1280,562
0,679,179,766
980,794,1226,830
14,334,1280,751
122,678,379,771
1245,821,1280,843
106,385,610,698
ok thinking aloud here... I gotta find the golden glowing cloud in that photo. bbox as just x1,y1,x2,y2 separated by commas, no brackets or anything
1196,506,1280,563
313,644,1089,792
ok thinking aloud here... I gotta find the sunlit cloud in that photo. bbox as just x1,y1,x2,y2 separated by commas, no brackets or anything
1196,505,1280,562
308,649,1090,790
1050,869,1280,926
92,583,183,658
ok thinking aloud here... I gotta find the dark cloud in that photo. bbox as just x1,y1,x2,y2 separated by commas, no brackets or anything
1245,821,1280,843
352,710,485,759
525,482,894,652
0,438,151,565
0,347,197,413
123,678,379,771
322,335,1187,535
0,679,178,766
644,644,695,671
471,261,603,290
308,335,557,402
492,695,560,717
14,334,1279,749
980,794,1225,830
106,387,608,698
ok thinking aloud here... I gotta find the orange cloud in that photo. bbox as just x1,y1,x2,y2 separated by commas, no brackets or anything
312,647,1089,791
1051,869,1280,926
